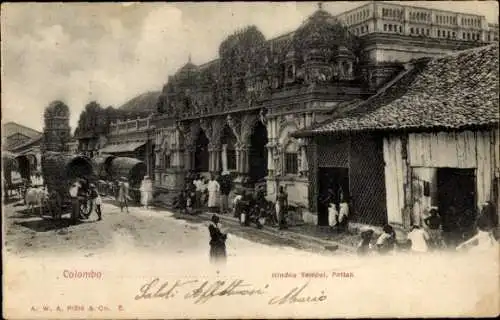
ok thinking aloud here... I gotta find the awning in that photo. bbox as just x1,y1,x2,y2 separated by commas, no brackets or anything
100,142,146,154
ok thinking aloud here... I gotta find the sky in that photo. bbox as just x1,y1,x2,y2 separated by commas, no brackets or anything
1,1,498,132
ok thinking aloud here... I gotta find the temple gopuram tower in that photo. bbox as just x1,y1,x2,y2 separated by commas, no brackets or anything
43,100,71,152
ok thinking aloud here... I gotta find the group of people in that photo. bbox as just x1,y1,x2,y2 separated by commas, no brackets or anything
231,185,290,230
114,175,153,212
356,201,498,255
177,172,233,214
66,175,154,222
320,186,351,234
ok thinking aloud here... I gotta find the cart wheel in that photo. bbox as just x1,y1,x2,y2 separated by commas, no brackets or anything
80,199,91,217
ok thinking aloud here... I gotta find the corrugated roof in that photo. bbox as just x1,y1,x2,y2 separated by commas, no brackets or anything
294,44,499,137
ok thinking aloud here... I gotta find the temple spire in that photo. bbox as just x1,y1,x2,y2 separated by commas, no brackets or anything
188,53,191,63
317,2,323,10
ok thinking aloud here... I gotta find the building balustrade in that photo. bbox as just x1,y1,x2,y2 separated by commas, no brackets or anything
109,116,154,135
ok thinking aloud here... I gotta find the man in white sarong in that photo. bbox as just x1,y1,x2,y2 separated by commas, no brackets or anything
140,176,153,209
207,175,220,212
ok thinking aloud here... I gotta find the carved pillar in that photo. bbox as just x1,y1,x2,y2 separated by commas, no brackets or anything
207,143,221,173
221,144,228,173
298,138,308,176
266,144,275,176
184,146,195,171
213,143,222,173
305,113,313,127
174,127,181,167
240,143,250,174
235,144,241,174
155,150,161,167
208,143,214,173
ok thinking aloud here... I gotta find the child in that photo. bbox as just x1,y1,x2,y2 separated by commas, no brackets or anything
376,224,396,254
357,228,374,256
424,207,443,249
456,219,498,252
407,225,429,253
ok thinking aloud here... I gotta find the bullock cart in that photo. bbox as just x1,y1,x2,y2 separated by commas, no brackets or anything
40,152,97,222
2,151,27,200
108,157,147,203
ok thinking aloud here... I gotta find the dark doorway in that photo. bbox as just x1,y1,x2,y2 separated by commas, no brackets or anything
437,168,476,244
220,125,237,171
249,121,268,185
194,129,209,173
317,167,350,226
16,156,31,180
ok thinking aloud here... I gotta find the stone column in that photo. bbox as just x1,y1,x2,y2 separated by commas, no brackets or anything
184,145,194,171
155,150,161,167
240,143,250,174
208,143,214,173
36,153,42,172
213,144,222,173
298,138,308,176
221,144,228,173
266,144,275,176
235,144,241,174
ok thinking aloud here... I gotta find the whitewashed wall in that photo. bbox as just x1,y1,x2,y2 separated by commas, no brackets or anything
384,129,500,225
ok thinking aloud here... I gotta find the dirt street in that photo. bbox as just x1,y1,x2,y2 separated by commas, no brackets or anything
3,197,325,259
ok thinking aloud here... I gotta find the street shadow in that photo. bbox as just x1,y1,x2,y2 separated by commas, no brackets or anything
9,207,44,219
3,197,21,205
14,218,86,232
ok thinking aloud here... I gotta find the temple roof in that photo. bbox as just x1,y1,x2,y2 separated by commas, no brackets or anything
294,44,499,136
178,61,198,74
44,101,69,118
119,91,161,114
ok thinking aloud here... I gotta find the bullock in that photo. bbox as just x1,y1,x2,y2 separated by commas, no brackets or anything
25,187,49,215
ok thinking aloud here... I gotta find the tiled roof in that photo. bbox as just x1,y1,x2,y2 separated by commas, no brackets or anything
294,44,499,137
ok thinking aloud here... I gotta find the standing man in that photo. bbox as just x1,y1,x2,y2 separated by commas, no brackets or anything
140,175,153,210
117,177,130,213
88,184,102,221
219,171,233,214
207,174,220,213
276,186,288,230
69,181,81,224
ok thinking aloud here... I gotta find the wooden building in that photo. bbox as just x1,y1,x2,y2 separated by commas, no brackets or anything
294,44,499,232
